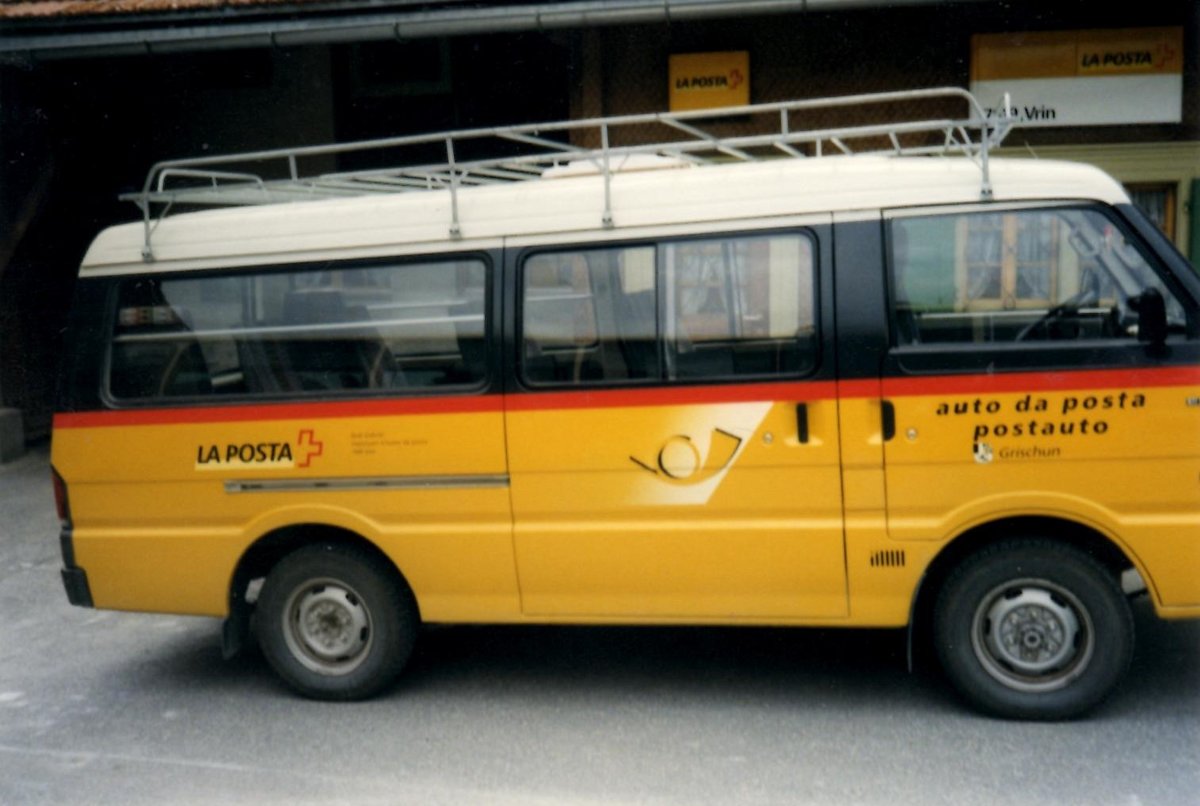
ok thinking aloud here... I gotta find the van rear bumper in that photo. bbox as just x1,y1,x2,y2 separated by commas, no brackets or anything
61,566,93,607
59,525,93,608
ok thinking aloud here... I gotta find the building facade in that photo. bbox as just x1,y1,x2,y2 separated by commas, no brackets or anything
0,0,1196,453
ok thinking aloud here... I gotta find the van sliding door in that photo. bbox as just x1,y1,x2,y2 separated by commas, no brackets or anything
503,225,848,620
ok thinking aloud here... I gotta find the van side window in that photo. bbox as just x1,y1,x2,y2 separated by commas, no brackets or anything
522,246,659,384
108,259,488,400
666,234,816,379
519,232,817,386
889,207,1190,345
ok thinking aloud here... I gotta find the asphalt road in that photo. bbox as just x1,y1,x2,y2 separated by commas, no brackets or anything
2,445,1198,806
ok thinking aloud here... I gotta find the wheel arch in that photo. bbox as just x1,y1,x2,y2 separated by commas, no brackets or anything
222,522,416,658
907,514,1137,671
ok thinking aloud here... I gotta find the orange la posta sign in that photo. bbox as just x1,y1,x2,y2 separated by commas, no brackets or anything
668,51,750,112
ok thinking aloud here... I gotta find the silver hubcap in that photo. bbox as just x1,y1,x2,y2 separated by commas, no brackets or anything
283,579,372,676
971,579,1093,693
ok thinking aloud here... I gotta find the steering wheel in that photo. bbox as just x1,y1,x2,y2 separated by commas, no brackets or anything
1015,270,1100,342
1015,300,1076,342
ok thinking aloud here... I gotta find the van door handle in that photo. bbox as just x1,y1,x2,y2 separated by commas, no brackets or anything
881,400,896,442
796,403,809,444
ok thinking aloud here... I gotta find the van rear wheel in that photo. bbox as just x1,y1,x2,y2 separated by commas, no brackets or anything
256,544,417,700
933,540,1133,720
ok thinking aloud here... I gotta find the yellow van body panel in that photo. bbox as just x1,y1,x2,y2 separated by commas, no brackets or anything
881,368,1200,614
836,387,927,626
53,400,521,620
506,384,847,619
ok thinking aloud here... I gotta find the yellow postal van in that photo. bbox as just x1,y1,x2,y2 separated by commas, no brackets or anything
51,89,1200,718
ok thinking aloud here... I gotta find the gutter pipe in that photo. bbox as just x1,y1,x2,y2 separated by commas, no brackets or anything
1,0,998,60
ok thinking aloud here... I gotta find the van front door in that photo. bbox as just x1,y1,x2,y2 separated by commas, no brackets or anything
879,204,1200,613
504,227,847,619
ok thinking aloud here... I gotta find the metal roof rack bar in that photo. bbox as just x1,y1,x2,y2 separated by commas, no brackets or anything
122,87,1015,261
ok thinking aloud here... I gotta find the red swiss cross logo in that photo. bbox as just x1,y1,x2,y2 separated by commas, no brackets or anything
296,429,324,468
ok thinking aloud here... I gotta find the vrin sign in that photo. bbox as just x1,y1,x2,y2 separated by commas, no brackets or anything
668,51,750,112
970,27,1183,127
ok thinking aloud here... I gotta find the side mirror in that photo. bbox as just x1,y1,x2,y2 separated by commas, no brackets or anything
1131,287,1167,348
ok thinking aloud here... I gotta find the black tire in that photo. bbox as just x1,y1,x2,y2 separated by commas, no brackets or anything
933,540,1133,720
256,543,418,700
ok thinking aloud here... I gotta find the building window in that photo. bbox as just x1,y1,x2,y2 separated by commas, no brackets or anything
1125,183,1177,241
955,213,1060,310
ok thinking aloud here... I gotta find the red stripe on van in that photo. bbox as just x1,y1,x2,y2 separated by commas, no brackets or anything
53,381,843,428
52,366,1198,428
506,380,840,411
52,394,504,429
880,366,1200,398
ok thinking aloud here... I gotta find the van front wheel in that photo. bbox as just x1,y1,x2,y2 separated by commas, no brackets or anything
934,540,1133,720
256,544,417,700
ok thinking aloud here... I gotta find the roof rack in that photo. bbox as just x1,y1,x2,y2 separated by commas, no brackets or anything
122,86,1014,262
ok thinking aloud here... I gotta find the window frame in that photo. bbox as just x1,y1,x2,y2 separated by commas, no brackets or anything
514,227,823,390
100,251,498,408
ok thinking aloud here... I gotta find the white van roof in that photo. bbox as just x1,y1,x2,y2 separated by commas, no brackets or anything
80,155,1129,276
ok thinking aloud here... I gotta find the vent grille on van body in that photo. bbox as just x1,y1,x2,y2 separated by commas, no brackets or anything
869,549,906,568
